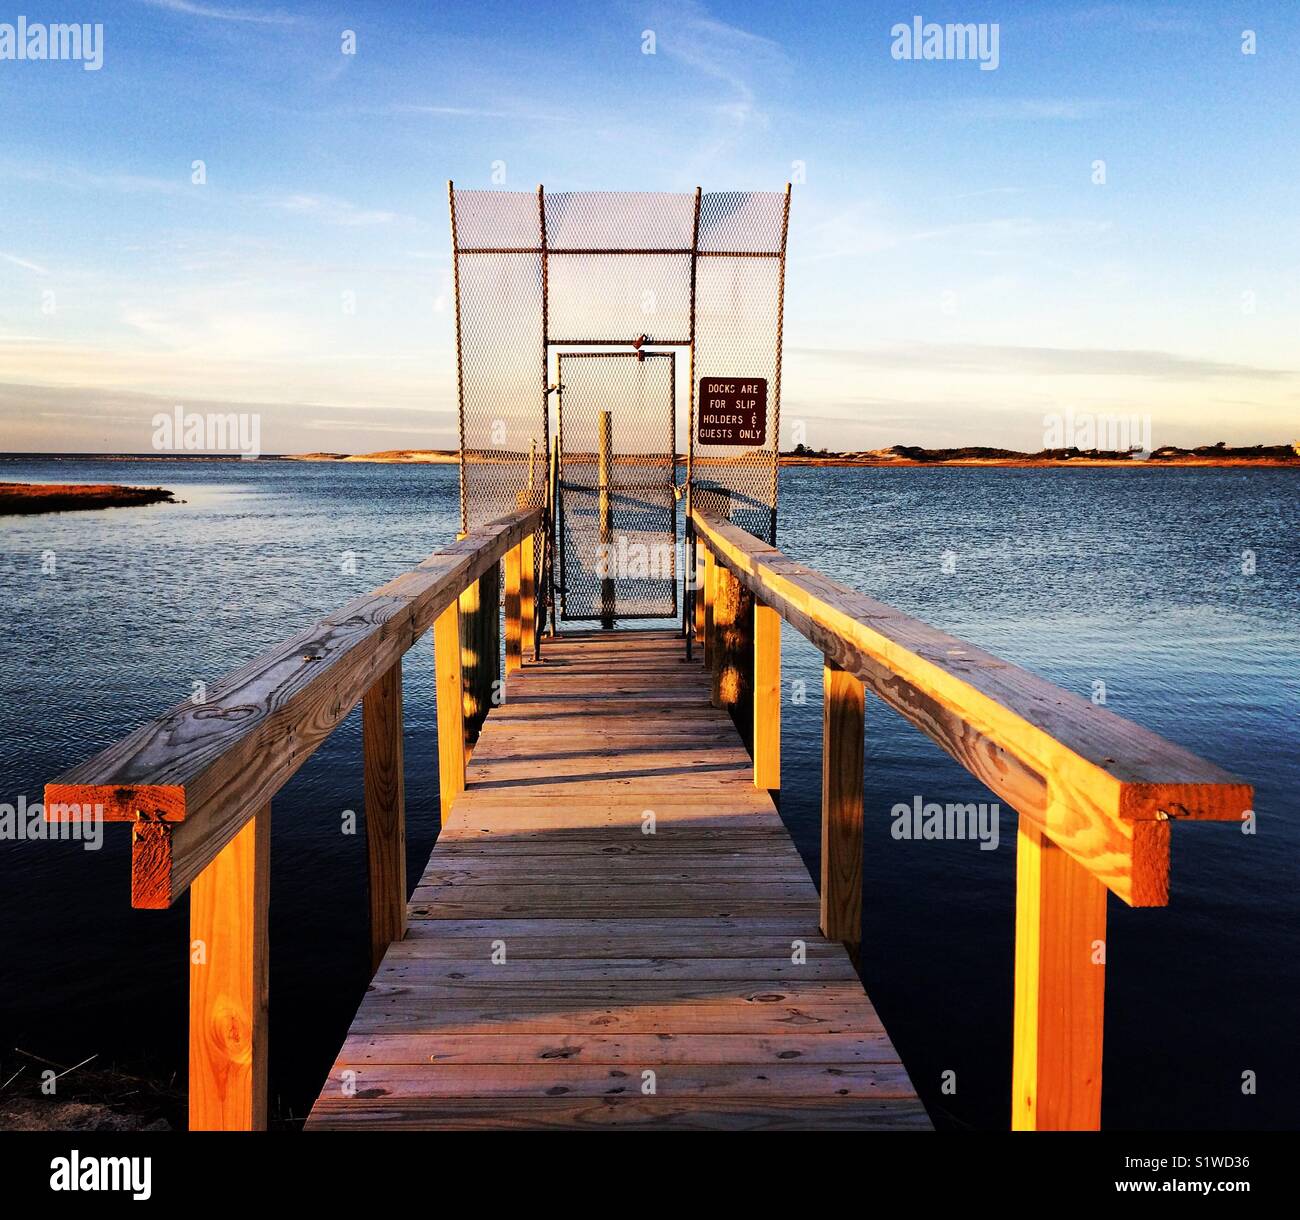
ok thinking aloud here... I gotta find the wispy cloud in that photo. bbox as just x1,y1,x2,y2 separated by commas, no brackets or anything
649,1,790,129
945,98,1127,121
0,159,404,230
793,343,1295,382
261,193,404,227
392,103,568,123
0,160,189,196
0,251,49,275
136,0,299,25
795,207,1110,264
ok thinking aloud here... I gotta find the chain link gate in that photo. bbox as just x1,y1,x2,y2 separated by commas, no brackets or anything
449,184,790,630
556,352,677,623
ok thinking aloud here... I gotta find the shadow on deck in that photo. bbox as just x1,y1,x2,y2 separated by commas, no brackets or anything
305,630,929,1131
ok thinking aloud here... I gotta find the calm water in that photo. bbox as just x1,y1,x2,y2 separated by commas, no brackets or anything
1,459,1295,1129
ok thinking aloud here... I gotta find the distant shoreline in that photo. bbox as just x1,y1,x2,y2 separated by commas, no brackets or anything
2,444,1295,469
282,444,1300,468
0,482,177,516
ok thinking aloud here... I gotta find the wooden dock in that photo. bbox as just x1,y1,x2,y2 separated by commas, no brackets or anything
45,502,1251,1133
306,630,928,1130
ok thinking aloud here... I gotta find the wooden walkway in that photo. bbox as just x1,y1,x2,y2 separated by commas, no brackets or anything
306,629,928,1130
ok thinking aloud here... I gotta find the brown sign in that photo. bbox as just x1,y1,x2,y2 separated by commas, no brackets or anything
697,378,767,446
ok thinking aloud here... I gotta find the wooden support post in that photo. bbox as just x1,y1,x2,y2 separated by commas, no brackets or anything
458,574,484,747
482,560,500,707
434,600,466,811
504,542,522,676
731,585,756,748
456,526,500,745
702,548,716,667
753,601,781,791
694,536,706,645
820,659,863,948
598,409,615,629
363,660,405,972
711,562,742,709
188,804,270,1131
515,488,543,661
520,530,536,660
1012,815,1108,1130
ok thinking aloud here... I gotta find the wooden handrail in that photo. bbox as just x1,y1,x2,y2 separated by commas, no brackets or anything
44,505,541,910
691,504,1251,1131
691,506,1249,906
43,505,540,1131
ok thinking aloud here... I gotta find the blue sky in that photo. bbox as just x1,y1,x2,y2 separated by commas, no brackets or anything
0,0,1296,453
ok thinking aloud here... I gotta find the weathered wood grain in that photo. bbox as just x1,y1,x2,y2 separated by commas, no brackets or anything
307,1095,931,1131
504,540,523,675
364,661,406,971
821,660,864,947
1011,815,1107,1130
691,507,1251,907
307,631,927,1130
458,562,499,746
334,1031,897,1065
434,601,465,813
189,804,270,1131
45,507,541,908
753,601,781,791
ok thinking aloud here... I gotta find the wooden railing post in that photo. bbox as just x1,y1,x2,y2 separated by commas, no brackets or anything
711,562,742,710
1012,814,1107,1130
188,803,270,1131
459,561,499,747
483,560,501,697
693,534,706,645
820,659,863,949
434,601,466,811
753,601,781,791
363,660,405,972
521,529,536,659
515,488,543,661
504,541,523,676
737,587,754,714
711,557,757,745
702,548,716,667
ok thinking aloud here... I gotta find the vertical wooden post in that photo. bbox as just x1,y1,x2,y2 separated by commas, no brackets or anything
482,560,500,707
457,531,499,744
515,488,543,661
694,537,706,645
520,530,536,659
820,659,863,948
753,602,781,791
363,660,406,972
504,543,522,676
1011,815,1107,1130
711,563,741,709
188,805,270,1131
730,585,755,748
458,574,484,747
598,409,614,629
434,600,466,811
702,548,716,667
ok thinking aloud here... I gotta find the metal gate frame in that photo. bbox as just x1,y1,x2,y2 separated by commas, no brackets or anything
449,184,791,635
555,350,678,623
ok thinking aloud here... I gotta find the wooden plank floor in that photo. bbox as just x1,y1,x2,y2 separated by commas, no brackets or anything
307,629,929,1130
